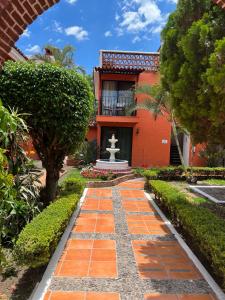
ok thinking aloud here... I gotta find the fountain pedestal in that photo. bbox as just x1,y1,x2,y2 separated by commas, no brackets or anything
94,134,132,174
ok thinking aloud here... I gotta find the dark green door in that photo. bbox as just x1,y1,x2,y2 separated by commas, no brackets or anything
100,127,133,165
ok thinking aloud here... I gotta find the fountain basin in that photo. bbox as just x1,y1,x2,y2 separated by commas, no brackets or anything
94,159,132,174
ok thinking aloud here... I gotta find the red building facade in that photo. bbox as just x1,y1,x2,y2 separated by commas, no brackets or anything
88,50,204,168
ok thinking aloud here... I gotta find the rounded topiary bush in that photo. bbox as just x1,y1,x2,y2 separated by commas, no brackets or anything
0,61,94,203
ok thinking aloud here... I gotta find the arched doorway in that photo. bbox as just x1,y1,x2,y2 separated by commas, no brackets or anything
0,0,60,65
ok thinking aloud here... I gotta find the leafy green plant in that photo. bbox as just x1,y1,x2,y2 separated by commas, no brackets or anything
0,61,94,204
149,180,225,288
59,178,85,196
0,102,41,245
15,187,84,268
161,1,225,146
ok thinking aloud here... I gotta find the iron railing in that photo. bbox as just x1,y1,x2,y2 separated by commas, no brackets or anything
100,96,136,116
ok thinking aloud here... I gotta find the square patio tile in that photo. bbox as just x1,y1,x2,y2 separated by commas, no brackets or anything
44,291,120,300
126,215,170,236
54,239,117,278
120,190,145,199
81,198,113,211
73,213,115,233
122,200,156,212
132,241,202,280
87,189,112,198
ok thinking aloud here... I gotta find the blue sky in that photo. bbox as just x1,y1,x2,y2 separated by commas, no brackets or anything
16,0,177,74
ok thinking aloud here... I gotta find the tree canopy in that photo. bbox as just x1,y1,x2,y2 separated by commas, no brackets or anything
0,61,94,203
161,0,225,145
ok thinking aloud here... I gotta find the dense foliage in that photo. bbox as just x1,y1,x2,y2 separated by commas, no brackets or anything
0,61,93,203
0,102,41,245
161,0,225,145
149,180,225,288
143,166,225,181
15,179,85,268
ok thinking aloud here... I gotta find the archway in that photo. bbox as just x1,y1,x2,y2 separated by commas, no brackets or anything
0,0,59,65
213,0,225,9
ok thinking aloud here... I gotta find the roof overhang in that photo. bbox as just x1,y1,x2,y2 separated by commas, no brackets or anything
95,67,145,75
8,47,27,61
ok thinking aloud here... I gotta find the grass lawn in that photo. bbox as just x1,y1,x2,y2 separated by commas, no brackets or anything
200,179,225,186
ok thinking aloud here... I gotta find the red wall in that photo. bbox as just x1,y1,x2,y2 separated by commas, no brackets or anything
86,127,97,141
94,70,172,167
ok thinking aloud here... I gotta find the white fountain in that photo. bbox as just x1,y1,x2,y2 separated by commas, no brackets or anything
94,134,131,174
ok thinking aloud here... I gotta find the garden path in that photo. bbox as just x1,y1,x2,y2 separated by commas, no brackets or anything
43,179,218,300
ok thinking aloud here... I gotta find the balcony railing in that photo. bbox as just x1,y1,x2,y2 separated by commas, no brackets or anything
100,96,136,116
100,50,160,71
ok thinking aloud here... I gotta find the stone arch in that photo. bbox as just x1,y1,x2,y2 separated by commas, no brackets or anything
0,0,59,64
213,0,225,9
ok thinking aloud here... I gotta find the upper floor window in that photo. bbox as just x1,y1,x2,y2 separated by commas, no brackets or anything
101,81,135,116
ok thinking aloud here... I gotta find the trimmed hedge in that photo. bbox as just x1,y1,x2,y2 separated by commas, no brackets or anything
149,180,225,288
15,180,85,268
144,166,225,181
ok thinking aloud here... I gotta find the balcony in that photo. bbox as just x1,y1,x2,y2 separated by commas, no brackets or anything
99,50,160,72
100,96,136,116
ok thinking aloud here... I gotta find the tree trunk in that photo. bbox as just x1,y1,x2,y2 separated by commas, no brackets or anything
171,116,186,168
44,163,60,204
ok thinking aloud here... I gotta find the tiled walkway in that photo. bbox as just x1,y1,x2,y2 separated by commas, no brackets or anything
44,180,218,300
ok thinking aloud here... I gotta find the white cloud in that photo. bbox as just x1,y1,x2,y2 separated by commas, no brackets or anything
115,13,120,21
25,45,41,54
65,26,89,41
132,36,141,43
21,29,31,38
116,0,168,38
53,20,63,33
66,0,77,4
167,0,177,3
104,30,112,37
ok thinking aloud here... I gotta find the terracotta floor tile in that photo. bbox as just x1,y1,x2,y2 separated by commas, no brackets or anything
132,240,202,280
92,249,116,261
73,213,115,233
63,249,91,260
93,240,115,249
127,215,169,235
43,291,51,300
86,292,120,300
82,199,113,211
95,224,115,233
68,240,93,249
118,181,144,189
120,190,145,198
122,200,155,212
141,271,168,279
46,291,86,300
145,294,178,300
73,225,96,233
57,261,89,277
89,261,117,278
178,295,216,300
87,189,112,198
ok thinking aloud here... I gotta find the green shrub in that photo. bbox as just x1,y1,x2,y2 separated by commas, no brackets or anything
59,178,85,196
15,191,82,268
143,169,159,179
143,166,225,181
149,180,225,288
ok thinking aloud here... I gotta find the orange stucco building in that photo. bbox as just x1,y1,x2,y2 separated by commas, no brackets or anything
87,50,204,168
